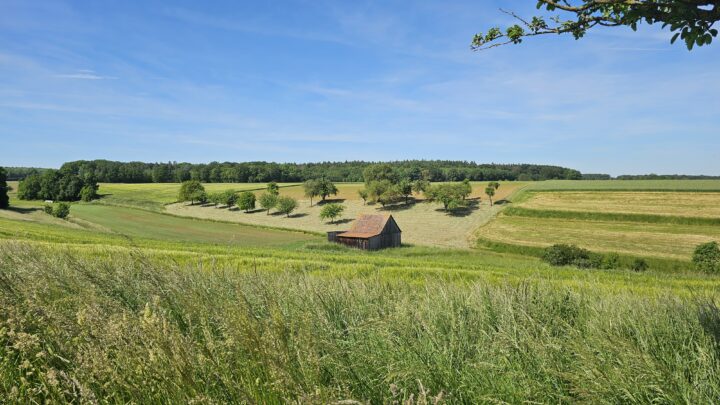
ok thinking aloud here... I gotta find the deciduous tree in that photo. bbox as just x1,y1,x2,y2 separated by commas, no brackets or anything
267,182,280,196
178,180,206,205
472,1,720,51
237,191,256,213
319,203,345,224
276,196,298,217
0,167,9,209
258,193,278,214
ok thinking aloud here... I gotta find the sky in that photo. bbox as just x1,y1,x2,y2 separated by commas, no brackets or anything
1,0,718,175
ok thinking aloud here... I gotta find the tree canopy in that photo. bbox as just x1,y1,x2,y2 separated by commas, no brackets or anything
472,1,720,51
178,180,206,205
319,203,345,224
0,167,9,209
17,169,98,202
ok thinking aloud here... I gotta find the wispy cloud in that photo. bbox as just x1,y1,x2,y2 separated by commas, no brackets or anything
53,69,116,80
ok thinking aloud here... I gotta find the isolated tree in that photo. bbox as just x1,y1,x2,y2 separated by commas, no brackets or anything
358,189,369,205
267,182,280,196
0,167,9,208
276,196,298,217
258,193,278,214
303,179,320,206
178,180,205,205
220,190,238,208
472,1,720,51
485,186,496,206
319,203,345,224
318,178,339,202
237,191,256,213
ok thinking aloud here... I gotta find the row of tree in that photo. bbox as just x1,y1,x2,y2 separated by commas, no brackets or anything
16,169,99,202
178,181,299,217
45,160,582,184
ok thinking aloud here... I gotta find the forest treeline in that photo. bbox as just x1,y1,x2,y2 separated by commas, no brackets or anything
44,160,581,183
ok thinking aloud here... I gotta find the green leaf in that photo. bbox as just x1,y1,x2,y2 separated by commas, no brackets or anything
670,32,680,44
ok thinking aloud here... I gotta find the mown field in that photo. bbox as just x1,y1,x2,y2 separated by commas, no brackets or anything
2,181,720,402
476,180,720,267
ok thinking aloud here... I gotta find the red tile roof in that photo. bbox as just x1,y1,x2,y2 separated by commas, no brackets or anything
338,214,392,239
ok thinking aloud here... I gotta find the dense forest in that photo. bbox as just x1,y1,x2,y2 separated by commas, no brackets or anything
3,167,50,180
49,160,582,183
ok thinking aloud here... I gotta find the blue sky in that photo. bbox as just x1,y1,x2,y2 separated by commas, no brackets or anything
1,0,718,175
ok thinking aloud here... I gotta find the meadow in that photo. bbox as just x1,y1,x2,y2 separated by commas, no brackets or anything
2,179,720,402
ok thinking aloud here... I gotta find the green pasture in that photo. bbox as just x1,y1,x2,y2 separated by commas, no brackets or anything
524,179,720,192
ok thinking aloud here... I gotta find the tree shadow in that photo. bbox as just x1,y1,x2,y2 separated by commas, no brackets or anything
8,206,39,214
433,199,481,217
291,212,308,218
378,201,416,211
329,218,353,225
494,199,511,205
244,208,265,214
318,198,346,205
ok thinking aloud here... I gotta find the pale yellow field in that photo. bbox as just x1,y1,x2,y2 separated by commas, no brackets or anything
167,198,504,248
475,215,720,260
521,191,720,218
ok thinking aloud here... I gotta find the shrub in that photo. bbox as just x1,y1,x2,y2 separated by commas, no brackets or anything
542,244,601,269
631,258,649,272
51,202,70,219
43,204,54,215
602,253,620,269
693,241,720,273
258,193,278,214
80,185,98,202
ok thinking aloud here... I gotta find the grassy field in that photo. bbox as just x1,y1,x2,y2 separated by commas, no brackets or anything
521,191,720,218
2,180,720,402
2,240,720,403
524,179,720,191
166,181,525,248
475,181,720,263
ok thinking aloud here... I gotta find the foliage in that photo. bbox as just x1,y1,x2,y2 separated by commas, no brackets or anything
237,191,256,212
304,178,338,205
79,185,98,202
258,193,279,214
276,196,298,217
693,241,720,273
0,167,9,209
207,191,223,207
485,187,496,206
542,244,603,268
267,181,280,196
632,258,649,272
220,189,238,207
358,189,369,205
412,179,430,194
396,179,414,204
303,179,320,206
58,159,582,183
319,203,345,224
472,1,720,51
17,169,98,202
424,183,468,211
2,166,50,181
43,202,71,219
2,243,720,403
177,180,206,205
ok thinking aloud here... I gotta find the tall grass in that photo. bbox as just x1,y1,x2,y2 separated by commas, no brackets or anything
1,242,719,403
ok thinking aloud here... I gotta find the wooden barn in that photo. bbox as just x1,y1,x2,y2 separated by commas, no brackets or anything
327,214,401,250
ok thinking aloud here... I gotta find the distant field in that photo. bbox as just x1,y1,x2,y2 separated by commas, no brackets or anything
69,204,316,247
475,215,720,260
524,179,720,191
96,182,300,210
522,191,720,218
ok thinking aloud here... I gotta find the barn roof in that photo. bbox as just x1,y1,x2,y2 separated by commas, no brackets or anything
338,214,396,239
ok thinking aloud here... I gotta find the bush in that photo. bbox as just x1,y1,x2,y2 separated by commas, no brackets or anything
602,253,620,269
80,185,98,202
542,244,602,269
631,258,649,272
237,191,256,212
44,202,70,219
693,241,720,273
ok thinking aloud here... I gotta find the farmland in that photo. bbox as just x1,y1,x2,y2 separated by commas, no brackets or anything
3,178,720,402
